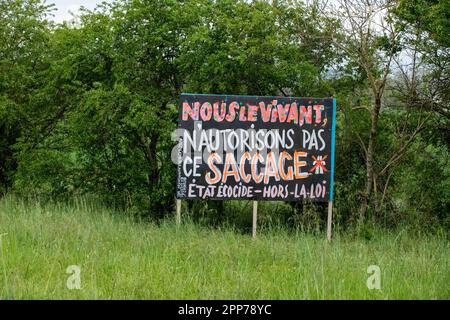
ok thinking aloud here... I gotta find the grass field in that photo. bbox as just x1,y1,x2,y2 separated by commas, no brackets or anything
0,196,448,299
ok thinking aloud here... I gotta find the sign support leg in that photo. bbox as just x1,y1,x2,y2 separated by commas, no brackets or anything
176,199,181,225
327,201,333,241
252,200,258,240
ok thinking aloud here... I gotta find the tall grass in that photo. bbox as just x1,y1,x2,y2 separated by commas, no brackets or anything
0,195,448,299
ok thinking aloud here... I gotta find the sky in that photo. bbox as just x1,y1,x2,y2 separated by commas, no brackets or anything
47,0,107,23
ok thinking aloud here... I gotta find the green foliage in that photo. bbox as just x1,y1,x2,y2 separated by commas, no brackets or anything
394,0,450,120
395,0,450,47
394,140,450,229
0,0,54,193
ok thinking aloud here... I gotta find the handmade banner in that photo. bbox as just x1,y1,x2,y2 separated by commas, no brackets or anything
175,94,336,202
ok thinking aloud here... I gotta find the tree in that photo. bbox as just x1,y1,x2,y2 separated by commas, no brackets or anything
330,0,403,221
14,0,206,217
0,0,54,194
394,0,449,130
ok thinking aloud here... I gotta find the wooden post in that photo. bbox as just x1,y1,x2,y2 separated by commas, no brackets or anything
252,200,258,240
176,199,181,225
327,201,333,241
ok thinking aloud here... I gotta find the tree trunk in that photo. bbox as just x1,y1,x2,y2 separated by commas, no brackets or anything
140,130,162,215
148,131,159,186
140,131,159,187
360,95,381,221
